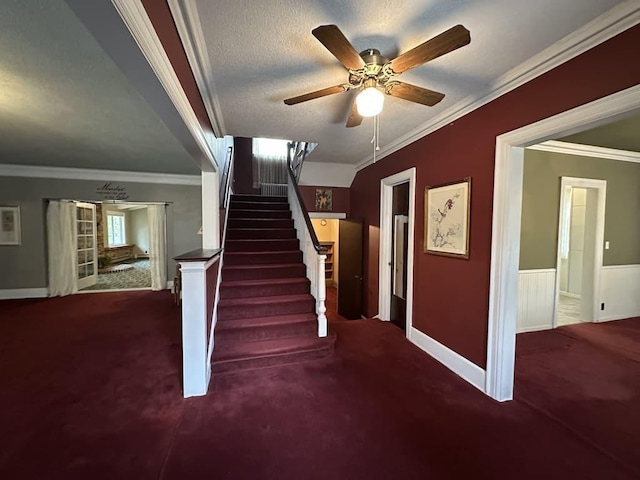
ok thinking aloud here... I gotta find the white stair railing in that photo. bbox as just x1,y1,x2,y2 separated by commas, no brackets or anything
287,159,327,337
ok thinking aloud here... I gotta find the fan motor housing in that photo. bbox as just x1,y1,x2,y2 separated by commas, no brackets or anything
359,49,388,77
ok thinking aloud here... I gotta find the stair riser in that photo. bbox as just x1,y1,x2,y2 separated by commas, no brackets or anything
230,201,289,211
220,280,310,299
229,209,291,219
224,251,303,266
231,194,287,203
228,219,294,229
215,319,317,343
222,265,306,281
226,229,296,240
225,239,299,253
218,299,315,320
213,342,334,374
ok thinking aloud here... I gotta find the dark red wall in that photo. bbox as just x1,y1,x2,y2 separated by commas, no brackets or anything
350,26,640,369
299,186,351,215
141,0,213,133
233,137,260,195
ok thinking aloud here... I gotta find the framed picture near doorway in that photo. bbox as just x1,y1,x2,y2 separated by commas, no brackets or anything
424,177,471,258
0,205,21,246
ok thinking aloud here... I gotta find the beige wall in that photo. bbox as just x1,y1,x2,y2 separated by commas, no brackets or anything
520,149,640,270
311,218,339,286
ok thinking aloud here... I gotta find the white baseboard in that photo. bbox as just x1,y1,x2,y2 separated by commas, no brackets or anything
517,325,553,333
0,288,48,300
410,327,486,394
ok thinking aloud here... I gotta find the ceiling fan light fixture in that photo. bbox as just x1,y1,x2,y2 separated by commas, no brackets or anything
356,86,384,117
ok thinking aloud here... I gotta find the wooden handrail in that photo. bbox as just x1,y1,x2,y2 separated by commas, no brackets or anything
286,149,324,254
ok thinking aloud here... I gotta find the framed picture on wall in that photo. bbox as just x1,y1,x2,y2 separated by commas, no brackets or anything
315,188,333,211
0,206,21,246
424,177,471,258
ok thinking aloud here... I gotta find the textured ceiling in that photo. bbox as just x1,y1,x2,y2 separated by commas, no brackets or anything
188,0,624,166
0,0,199,175
559,113,640,152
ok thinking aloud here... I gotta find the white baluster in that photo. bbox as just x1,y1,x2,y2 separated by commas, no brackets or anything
317,253,327,337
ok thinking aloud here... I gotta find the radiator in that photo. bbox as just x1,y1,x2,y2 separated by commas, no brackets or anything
260,183,287,196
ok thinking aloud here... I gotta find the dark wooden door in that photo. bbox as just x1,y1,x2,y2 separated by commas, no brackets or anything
390,183,409,331
338,218,363,319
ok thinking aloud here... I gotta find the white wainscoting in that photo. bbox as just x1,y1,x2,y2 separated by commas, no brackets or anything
517,269,556,333
599,265,640,322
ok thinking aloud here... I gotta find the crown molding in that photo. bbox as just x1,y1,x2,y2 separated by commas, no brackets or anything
111,0,218,171
0,164,201,185
356,1,640,172
168,0,227,138
528,140,640,163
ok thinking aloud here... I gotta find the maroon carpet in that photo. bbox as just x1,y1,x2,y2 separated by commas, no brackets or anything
515,318,640,477
0,291,637,479
214,194,335,373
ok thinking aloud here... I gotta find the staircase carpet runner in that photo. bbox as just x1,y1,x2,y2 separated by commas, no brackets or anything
214,194,335,373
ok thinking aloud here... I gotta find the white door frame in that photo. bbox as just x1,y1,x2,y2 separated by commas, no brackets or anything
378,167,416,338
486,84,640,402
554,177,607,327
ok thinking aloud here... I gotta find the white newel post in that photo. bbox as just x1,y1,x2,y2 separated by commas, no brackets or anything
179,259,211,398
317,253,328,337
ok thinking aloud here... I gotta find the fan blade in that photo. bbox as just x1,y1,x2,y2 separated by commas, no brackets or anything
388,24,470,74
312,25,365,71
346,102,363,128
284,85,347,105
386,82,445,106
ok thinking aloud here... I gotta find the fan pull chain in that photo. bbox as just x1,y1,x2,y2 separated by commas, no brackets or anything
372,114,381,163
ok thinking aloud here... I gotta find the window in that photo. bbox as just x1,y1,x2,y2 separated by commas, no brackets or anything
252,138,289,157
107,213,126,246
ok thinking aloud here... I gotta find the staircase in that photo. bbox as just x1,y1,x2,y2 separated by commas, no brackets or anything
213,194,335,373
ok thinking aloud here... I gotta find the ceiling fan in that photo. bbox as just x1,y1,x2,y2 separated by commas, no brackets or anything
284,24,471,127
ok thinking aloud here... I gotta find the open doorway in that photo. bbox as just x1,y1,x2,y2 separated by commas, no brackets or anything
46,200,167,295
86,203,153,291
487,84,640,402
378,167,416,338
555,178,606,327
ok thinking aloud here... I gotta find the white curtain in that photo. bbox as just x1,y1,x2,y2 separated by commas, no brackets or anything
252,138,288,188
47,201,78,297
147,204,167,291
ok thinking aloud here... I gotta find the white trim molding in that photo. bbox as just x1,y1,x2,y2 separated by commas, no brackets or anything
0,288,48,300
111,0,219,172
529,141,640,163
356,2,640,171
410,327,486,393
0,163,202,186
378,167,416,340
486,84,640,402
167,0,226,137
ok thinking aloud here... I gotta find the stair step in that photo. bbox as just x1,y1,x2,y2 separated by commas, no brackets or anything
215,313,317,342
230,201,289,211
224,250,302,266
228,218,294,229
212,332,336,374
231,194,287,203
220,277,310,299
225,238,299,253
218,293,315,320
222,263,305,281
226,228,296,240
228,209,291,219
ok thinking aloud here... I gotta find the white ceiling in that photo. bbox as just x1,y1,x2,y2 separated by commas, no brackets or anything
181,0,626,166
0,0,634,179
0,0,200,175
